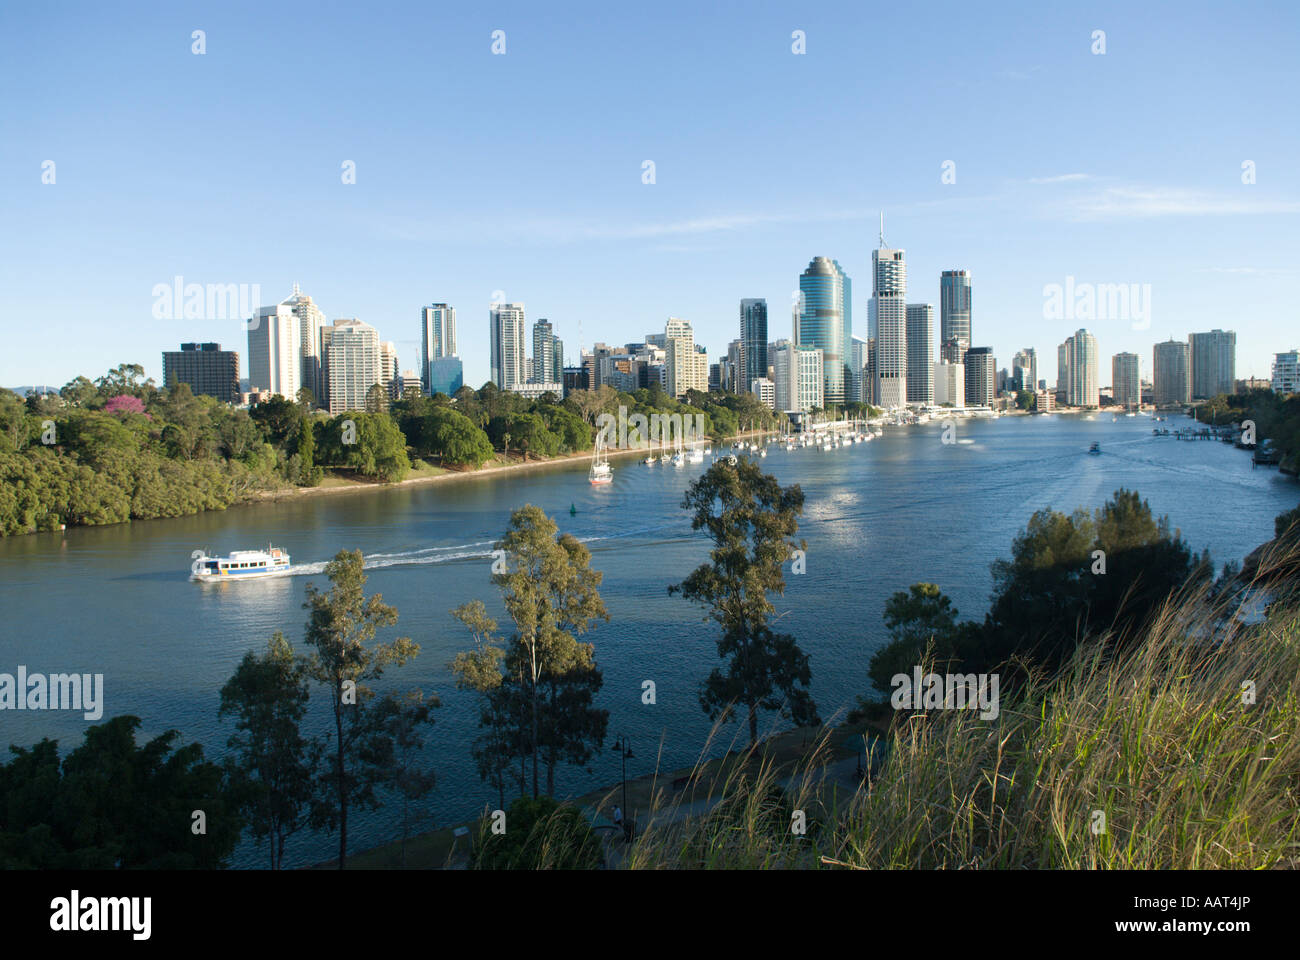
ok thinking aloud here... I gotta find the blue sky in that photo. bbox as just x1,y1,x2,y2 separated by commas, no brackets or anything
2,0,1297,389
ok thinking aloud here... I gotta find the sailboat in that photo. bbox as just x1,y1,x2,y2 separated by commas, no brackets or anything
589,433,613,484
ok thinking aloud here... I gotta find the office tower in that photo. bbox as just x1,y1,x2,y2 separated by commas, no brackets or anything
1012,348,1038,394
1189,330,1237,399
664,317,696,397
798,256,850,405
162,342,240,403
940,270,972,362
905,304,934,405
725,339,743,392
1272,351,1300,394
873,223,907,408
279,284,326,407
562,366,588,395
1153,339,1191,407
490,303,527,390
428,355,463,397
740,299,769,394
1057,341,1070,399
772,338,793,411
750,377,775,410
419,303,457,394
532,318,563,383
247,299,301,399
850,336,870,403
933,361,965,407
963,347,995,407
1061,329,1099,407
325,318,382,414
1112,352,1141,409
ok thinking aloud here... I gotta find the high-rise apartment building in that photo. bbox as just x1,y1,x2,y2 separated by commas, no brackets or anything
162,342,240,404
490,303,527,390
905,304,934,405
772,341,825,413
963,347,995,407
1112,352,1141,409
1189,330,1237,399
873,229,907,408
664,317,697,397
1272,350,1300,394
939,270,972,363
325,318,382,414
532,319,563,383
1061,329,1099,407
1153,339,1191,407
419,303,457,395
798,257,850,405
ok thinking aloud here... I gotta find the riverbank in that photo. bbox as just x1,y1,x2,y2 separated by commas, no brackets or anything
250,427,779,504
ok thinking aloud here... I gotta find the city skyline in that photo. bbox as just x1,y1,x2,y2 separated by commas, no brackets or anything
4,2,1297,390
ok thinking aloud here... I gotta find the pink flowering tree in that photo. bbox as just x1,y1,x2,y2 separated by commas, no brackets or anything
104,394,146,417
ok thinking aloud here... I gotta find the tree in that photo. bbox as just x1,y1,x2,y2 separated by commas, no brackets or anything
218,632,316,869
373,691,439,867
429,408,493,467
670,458,818,745
365,383,389,414
0,716,240,869
300,550,424,868
453,506,610,798
866,584,963,695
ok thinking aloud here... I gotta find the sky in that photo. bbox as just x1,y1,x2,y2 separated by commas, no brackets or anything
2,0,1297,390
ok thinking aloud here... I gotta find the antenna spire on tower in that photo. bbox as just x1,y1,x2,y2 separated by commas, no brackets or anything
879,211,885,248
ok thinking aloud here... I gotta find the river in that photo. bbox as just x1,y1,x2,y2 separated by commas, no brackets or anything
1,411,1294,866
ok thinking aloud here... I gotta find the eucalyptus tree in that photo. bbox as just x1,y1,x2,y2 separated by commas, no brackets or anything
670,457,818,745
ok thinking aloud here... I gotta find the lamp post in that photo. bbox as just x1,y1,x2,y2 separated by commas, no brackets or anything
612,734,633,840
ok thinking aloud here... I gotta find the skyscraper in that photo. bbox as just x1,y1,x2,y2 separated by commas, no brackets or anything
1112,352,1140,409
739,299,768,395
798,257,849,405
1153,339,1191,407
420,303,457,394
247,299,301,399
850,336,870,404
325,318,382,414
283,285,326,407
939,270,972,363
1062,329,1099,407
1012,348,1037,393
1189,330,1237,399
873,223,907,408
1272,351,1299,395
905,304,934,405
490,303,527,390
963,347,995,407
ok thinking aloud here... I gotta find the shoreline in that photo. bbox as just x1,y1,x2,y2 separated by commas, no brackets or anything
247,427,778,504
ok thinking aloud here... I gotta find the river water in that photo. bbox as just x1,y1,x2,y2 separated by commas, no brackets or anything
1,412,1295,866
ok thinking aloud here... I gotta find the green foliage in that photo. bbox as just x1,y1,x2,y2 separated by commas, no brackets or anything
317,413,411,482
0,716,240,869
218,632,316,869
300,550,430,868
471,795,602,869
671,457,818,744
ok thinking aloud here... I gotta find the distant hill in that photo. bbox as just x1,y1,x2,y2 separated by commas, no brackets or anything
4,386,60,398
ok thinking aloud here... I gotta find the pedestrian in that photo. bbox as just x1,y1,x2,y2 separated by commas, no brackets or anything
612,804,622,827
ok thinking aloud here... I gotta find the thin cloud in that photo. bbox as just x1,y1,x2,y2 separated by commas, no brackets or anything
1058,185,1300,221
1029,173,1092,184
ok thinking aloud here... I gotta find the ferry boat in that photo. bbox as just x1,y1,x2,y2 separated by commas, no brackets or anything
191,545,291,581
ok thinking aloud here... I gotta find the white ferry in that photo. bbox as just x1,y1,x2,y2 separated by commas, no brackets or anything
190,545,291,581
